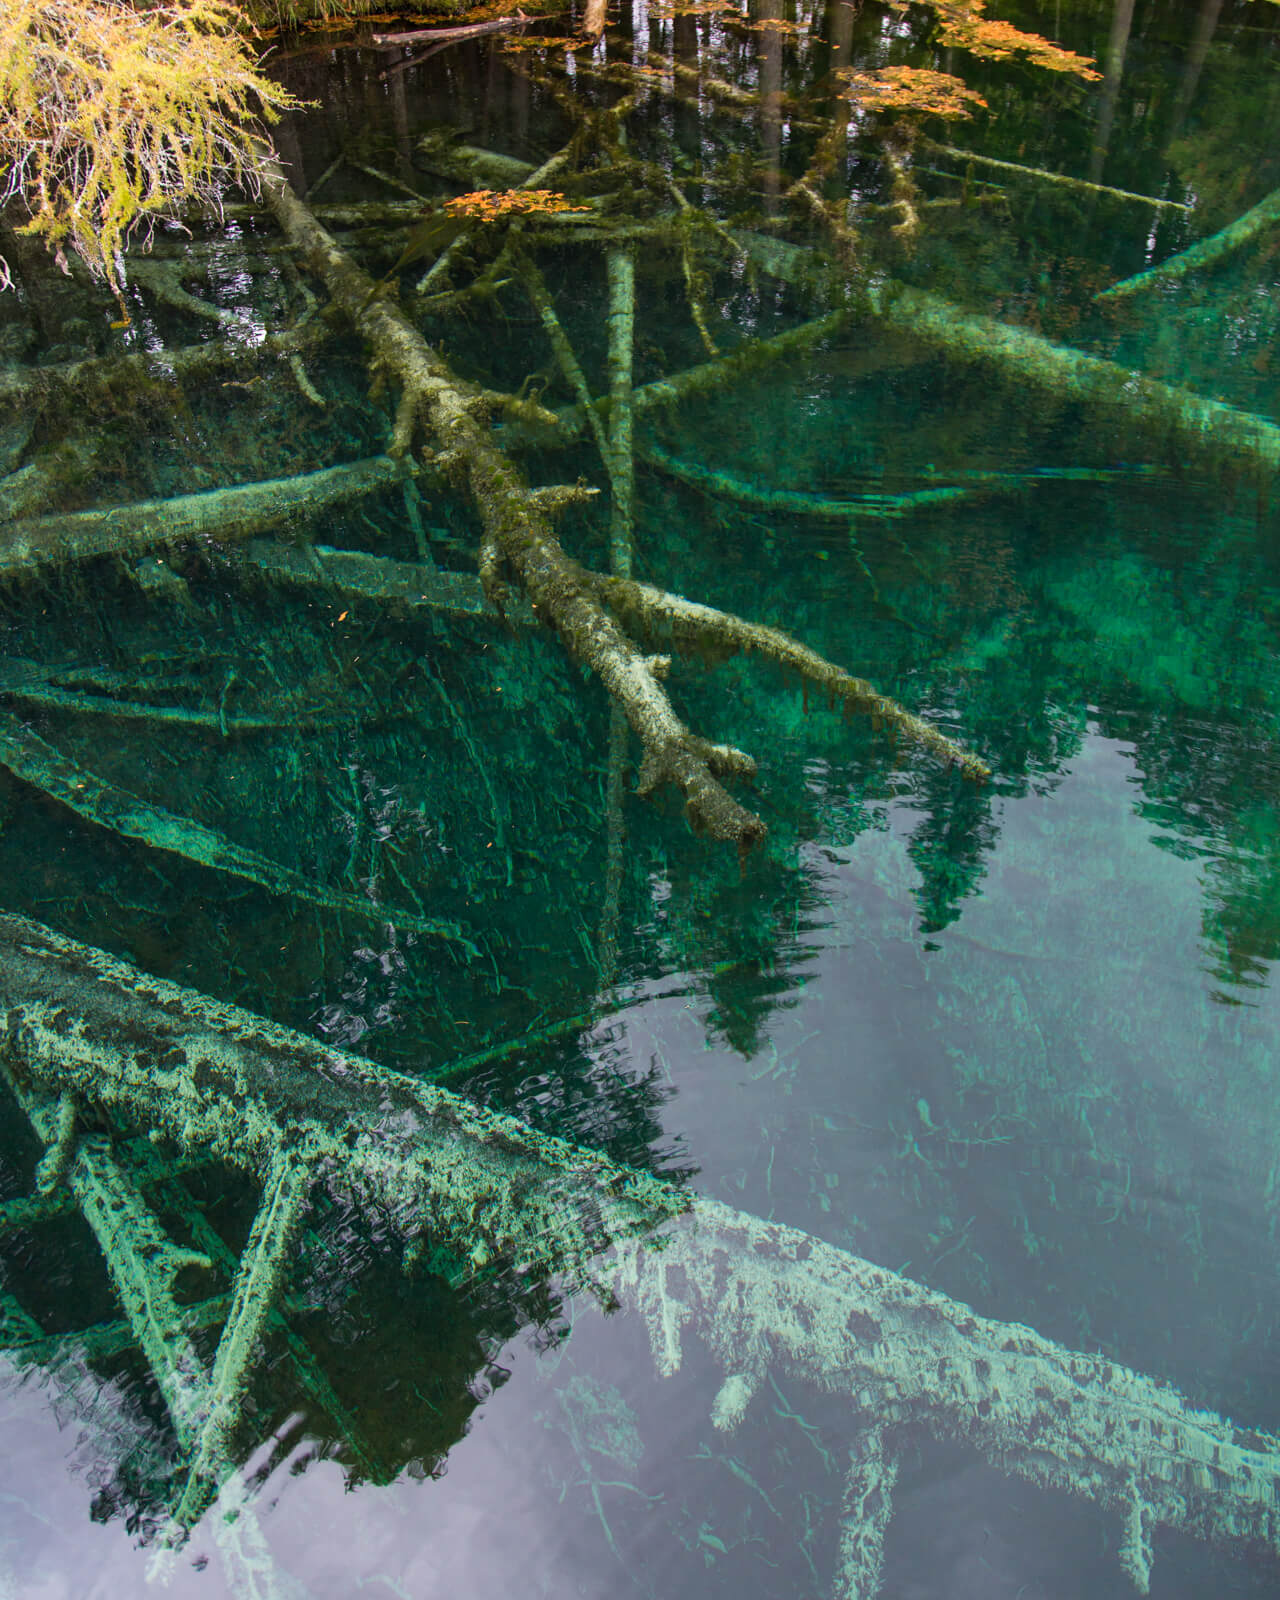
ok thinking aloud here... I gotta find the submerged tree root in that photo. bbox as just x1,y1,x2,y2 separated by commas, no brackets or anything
258,155,985,846
1,914,1276,1593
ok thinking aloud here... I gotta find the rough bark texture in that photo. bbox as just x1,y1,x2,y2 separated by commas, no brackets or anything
0,914,683,1284
256,157,775,845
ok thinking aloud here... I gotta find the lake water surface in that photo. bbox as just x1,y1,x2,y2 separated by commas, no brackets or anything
2,2,1280,1596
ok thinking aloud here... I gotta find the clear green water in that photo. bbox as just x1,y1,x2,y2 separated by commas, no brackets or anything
2,1,1280,1595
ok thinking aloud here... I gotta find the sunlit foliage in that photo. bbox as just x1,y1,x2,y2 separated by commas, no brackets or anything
443,188,591,219
0,0,300,292
903,0,1101,81
841,65,988,119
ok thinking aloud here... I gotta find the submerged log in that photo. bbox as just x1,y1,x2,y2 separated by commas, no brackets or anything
0,715,469,949
733,233,1280,488
1098,184,1280,300
0,322,327,412
869,280,1280,485
0,458,408,577
0,915,682,1283
1,913,1277,1596
614,1200,1280,1599
258,154,986,845
238,539,535,625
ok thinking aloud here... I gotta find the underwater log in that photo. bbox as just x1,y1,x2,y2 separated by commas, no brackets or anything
1097,184,1280,300
0,322,326,412
259,151,781,846
0,914,683,1284
0,458,409,577
2,913,1278,1596
729,232,1280,488
0,715,469,947
614,1199,1280,1598
869,280,1280,485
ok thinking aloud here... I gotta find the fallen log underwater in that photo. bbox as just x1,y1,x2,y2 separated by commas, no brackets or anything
0,457,409,577
0,913,1277,1596
254,152,990,847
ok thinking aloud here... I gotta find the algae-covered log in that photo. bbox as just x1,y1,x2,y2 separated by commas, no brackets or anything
1098,185,1280,301
238,539,535,626
0,713,469,947
2,912,1278,1596
0,457,407,577
0,323,326,412
614,1200,1280,1597
731,232,1280,489
259,153,779,847
0,914,684,1283
868,281,1280,485
258,158,985,845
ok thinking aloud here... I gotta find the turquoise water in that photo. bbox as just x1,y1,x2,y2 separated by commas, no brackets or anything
2,1,1280,1594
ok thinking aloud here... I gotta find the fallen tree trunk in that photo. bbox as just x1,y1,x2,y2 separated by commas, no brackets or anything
0,457,408,577
869,281,1280,485
258,153,986,845
733,233,1280,488
0,914,682,1283
0,321,326,412
614,1199,1280,1599
1,913,1276,1597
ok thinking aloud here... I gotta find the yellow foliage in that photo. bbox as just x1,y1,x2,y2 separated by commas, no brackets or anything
896,1,1101,81
0,0,302,293
443,189,590,220
842,65,988,119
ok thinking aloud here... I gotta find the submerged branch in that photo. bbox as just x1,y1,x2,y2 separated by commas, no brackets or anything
0,321,327,411
924,142,1192,212
237,540,534,626
0,714,471,949
868,281,1280,485
589,573,990,780
258,156,985,845
733,233,1280,487
1098,184,1280,300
